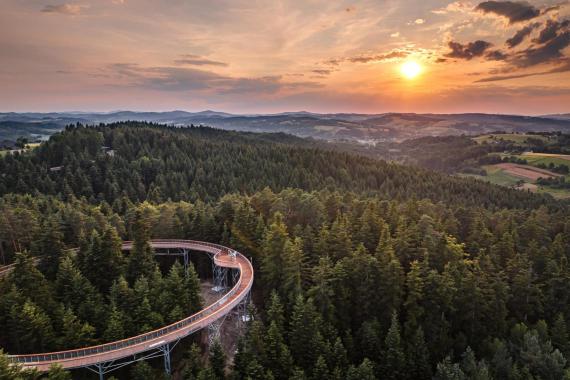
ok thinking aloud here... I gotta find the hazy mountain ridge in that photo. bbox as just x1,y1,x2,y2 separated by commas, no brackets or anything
2,111,570,142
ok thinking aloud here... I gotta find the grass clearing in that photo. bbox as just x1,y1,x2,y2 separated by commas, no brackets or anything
462,164,570,199
518,152,570,167
463,165,523,187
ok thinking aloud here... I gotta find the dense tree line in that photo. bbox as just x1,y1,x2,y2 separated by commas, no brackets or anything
2,185,570,378
0,123,561,211
2,125,570,378
0,203,202,355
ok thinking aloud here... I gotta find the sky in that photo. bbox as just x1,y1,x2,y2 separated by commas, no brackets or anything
1,0,570,115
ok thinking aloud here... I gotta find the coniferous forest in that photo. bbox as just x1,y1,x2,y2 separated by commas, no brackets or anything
2,123,570,379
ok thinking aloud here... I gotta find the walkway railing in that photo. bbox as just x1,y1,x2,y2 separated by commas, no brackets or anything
5,240,253,370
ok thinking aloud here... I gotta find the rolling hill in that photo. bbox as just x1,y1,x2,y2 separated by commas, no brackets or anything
2,111,570,143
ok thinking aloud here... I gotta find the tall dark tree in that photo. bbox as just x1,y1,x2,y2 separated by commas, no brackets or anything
127,208,157,282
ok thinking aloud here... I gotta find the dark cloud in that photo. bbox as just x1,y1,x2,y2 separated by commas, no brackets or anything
514,30,570,67
41,4,85,15
107,63,321,94
486,50,509,60
475,1,540,24
534,19,570,44
312,69,332,75
445,40,493,60
347,51,408,63
174,55,228,67
506,23,540,48
476,59,570,82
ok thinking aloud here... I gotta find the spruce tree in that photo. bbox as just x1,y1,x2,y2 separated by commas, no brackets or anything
260,213,289,299
346,359,376,380
127,208,156,282
210,340,226,380
406,327,431,380
47,364,72,380
35,217,65,280
381,312,406,380
59,307,95,349
103,304,126,342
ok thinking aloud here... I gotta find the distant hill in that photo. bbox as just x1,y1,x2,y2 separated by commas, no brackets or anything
543,114,570,120
2,111,570,142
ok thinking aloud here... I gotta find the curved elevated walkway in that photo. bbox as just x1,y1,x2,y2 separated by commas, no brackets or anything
5,240,254,372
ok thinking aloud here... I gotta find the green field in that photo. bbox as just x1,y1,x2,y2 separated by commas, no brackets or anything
517,152,570,167
467,165,523,187
462,164,570,199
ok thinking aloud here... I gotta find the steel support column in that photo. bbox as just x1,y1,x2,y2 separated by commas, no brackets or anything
208,317,225,346
212,264,227,292
236,290,251,328
183,249,190,277
158,343,171,375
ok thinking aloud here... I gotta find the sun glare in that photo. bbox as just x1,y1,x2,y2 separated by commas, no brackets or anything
400,60,422,80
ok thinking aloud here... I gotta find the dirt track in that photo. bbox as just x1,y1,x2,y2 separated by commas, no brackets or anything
495,163,561,181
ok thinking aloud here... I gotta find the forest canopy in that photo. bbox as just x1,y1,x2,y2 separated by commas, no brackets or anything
1,123,570,379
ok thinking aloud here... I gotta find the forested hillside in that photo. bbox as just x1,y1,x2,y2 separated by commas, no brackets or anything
0,123,561,210
2,124,570,379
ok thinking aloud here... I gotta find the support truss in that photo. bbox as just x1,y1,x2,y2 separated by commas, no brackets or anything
235,289,252,329
212,264,228,292
155,248,191,277
208,315,227,346
85,339,180,380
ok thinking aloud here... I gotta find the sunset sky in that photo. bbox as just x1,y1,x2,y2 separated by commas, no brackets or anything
1,0,569,114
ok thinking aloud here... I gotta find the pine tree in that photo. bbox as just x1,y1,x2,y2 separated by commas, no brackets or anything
103,304,126,342
59,307,95,349
551,313,569,358
47,364,72,380
434,357,466,380
183,343,202,380
127,208,157,282
0,348,40,379
160,261,191,321
331,337,348,372
403,260,424,334
346,358,376,380
406,327,431,380
34,217,66,280
11,251,55,315
231,338,250,380
288,295,323,371
380,312,406,380
265,321,293,380
356,205,381,253
461,347,491,380
9,299,55,353
282,237,304,306
377,242,404,326
130,361,156,380
260,213,289,299
80,227,124,293
210,340,226,380
266,291,285,330
55,256,106,331
308,256,336,325
326,215,353,260
312,356,330,380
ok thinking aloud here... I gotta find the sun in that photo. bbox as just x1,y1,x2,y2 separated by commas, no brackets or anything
400,60,422,80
